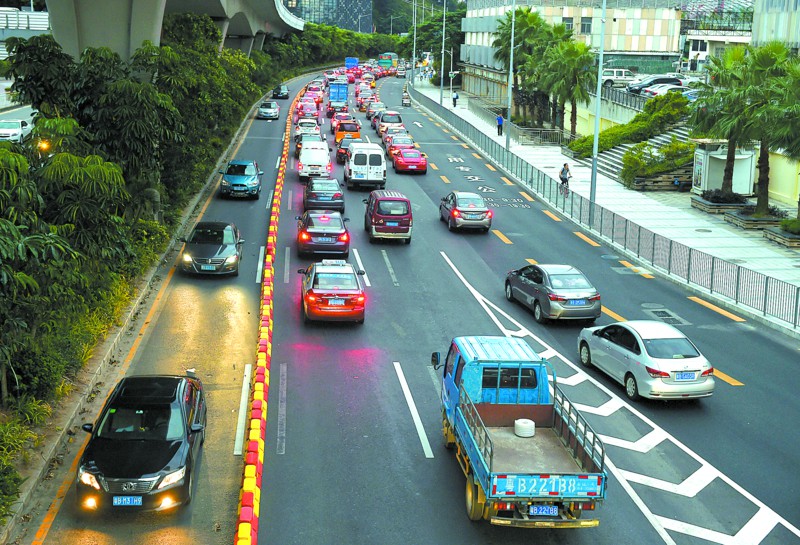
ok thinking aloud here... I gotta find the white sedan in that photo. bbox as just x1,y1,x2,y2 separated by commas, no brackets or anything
577,320,715,401
0,119,33,143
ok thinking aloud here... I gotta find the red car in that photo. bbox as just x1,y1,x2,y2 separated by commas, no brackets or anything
298,259,366,323
386,135,415,157
392,149,428,174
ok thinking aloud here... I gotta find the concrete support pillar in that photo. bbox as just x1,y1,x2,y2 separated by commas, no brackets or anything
224,35,254,57
253,32,265,54
47,0,166,61
213,17,230,53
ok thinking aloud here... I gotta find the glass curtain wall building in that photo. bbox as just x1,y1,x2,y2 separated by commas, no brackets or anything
284,0,373,32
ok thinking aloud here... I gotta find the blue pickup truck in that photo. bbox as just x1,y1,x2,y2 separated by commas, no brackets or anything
432,336,607,528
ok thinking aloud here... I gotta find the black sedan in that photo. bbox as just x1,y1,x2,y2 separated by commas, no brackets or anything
272,84,290,99
76,374,207,512
304,178,345,212
626,75,682,95
296,211,350,258
179,221,244,276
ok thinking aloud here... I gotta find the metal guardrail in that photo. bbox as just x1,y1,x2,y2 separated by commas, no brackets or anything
408,85,800,331
467,96,576,147
600,85,648,112
0,11,50,31
553,387,605,474
459,386,494,473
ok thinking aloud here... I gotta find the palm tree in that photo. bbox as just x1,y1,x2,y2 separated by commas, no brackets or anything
539,41,595,135
768,56,800,219
689,46,748,195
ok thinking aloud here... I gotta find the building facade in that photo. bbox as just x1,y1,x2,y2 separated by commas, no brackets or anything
284,0,373,32
751,0,800,50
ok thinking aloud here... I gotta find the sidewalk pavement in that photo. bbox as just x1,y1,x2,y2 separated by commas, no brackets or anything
408,79,800,335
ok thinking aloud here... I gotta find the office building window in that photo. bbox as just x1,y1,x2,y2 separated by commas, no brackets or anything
691,40,708,52
580,17,592,34
563,17,573,31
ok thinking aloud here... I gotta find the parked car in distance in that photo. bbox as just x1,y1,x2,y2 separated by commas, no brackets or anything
682,89,700,102
438,191,492,232
627,75,684,94
642,83,685,97
577,321,715,401
0,119,33,143
179,221,244,276
218,160,264,199
295,211,351,258
297,259,366,324
601,68,637,88
272,84,290,99
303,177,345,212
392,149,428,174
505,264,601,324
76,374,206,512
256,101,280,120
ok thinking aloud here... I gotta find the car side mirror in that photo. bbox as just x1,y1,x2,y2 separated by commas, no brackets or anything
21,121,27,127
295,216,302,220
190,423,205,434
440,197,446,202
593,330,602,336
82,423,93,433
297,269,306,274
258,171,264,176
179,236,187,243
343,217,350,222
431,352,442,369
218,169,224,174
362,199,368,204
237,238,245,244
357,270,366,275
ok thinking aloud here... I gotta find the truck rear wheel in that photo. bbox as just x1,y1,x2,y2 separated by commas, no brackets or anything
465,478,485,521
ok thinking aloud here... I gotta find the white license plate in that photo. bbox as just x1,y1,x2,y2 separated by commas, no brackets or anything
530,505,558,516
113,496,143,507
310,166,321,171
569,299,587,306
200,264,216,271
329,298,345,305
316,237,334,243
408,165,417,169
675,372,697,381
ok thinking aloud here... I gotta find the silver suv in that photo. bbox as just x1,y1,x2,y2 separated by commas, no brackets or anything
601,69,638,88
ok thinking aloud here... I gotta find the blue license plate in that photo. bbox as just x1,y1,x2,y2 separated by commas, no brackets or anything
200,264,215,271
569,299,587,306
316,237,334,243
408,165,417,169
465,214,479,220
318,196,331,200
355,173,365,178
530,505,558,516
387,222,399,227
113,496,143,507
675,372,696,381
329,298,345,306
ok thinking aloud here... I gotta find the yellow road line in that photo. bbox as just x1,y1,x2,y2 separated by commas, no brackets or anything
520,192,534,202
442,128,450,133
526,258,538,264
574,232,601,247
485,164,497,171
430,163,439,170
492,230,513,244
714,368,745,386
440,175,450,183
461,143,469,148
451,135,460,141
688,296,746,322
543,210,562,222
472,152,482,159
619,260,655,279
601,306,626,322
501,176,514,185
435,122,441,127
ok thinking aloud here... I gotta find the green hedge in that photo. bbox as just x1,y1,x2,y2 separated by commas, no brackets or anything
568,92,690,158
620,137,696,187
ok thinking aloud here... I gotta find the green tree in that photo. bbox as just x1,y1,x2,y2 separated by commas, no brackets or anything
539,40,596,135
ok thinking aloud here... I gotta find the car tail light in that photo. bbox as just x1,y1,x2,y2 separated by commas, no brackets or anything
327,163,333,171
571,502,595,511
588,294,601,301
451,209,461,218
486,210,493,219
701,367,714,376
548,293,568,302
299,231,311,241
338,232,350,243
356,295,365,303
333,192,343,198
305,292,317,303
297,162,303,169
646,366,670,378
494,502,514,511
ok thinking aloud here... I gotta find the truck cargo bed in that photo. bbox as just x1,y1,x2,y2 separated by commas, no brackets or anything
487,427,581,474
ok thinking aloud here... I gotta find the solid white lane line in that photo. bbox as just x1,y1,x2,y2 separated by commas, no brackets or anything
283,247,291,284
287,190,293,211
276,363,287,455
352,248,371,286
381,250,399,287
256,246,265,284
393,361,434,459
267,190,274,211
233,364,253,456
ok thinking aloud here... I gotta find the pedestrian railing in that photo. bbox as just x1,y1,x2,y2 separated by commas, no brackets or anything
408,85,800,331
600,86,648,112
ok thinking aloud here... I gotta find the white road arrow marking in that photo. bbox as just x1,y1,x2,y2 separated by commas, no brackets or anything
476,185,496,192
413,121,423,127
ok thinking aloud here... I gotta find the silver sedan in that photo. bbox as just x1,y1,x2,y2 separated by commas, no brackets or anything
438,191,492,232
505,264,601,323
577,320,715,401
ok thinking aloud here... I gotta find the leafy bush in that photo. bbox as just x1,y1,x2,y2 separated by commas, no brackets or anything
9,396,52,427
0,462,22,524
781,218,800,234
700,189,748,204
568,93,689,158
739,205,789,218
620,137,695,187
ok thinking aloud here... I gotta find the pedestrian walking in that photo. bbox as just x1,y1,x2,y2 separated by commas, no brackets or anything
452,91,459,108
496,114,504,136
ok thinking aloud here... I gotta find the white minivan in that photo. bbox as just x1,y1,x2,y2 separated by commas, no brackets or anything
344,143,386,190
298,142,332,183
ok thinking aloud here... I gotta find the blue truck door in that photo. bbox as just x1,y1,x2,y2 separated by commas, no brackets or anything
441,343,462,424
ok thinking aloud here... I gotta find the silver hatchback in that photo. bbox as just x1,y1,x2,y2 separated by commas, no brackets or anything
577,320,715,401
505,264,601,323
439,191,492,232
257,101,280,120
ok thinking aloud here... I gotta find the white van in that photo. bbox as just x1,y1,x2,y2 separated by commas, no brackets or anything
344,143,386,190
298,142,332,183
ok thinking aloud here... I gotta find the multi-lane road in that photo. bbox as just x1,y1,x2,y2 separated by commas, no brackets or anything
7,74,800,545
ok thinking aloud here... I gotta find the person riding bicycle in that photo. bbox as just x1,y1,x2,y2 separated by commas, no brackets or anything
559,163,572,194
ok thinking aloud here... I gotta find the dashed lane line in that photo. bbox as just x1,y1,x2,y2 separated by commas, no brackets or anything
440,175,450,184
688,296,746,322
520,192,534,201
492,230,512,244
542,210,562,222
574,232,601,247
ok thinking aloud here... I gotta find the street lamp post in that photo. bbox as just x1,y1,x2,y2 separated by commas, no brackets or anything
358,13,370,33
411,0,418,86
505,0,516,149
390,15,400,35
439,0,447,106
588,0,607,227
448,47,453,99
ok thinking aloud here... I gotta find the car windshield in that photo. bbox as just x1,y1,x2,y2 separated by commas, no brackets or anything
97,405,185,441
261,102,277,108
313,272,358,289
382,114,401,123
226,163,257,176
643,338,701,359
308,215,344,229
189,226,234,245
392,137,413,145
377,200,409,215
339,123,359,132
401,150,420,159
456,196,485,208
370,103,385,110
340,139,361,149
549,274,592,289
